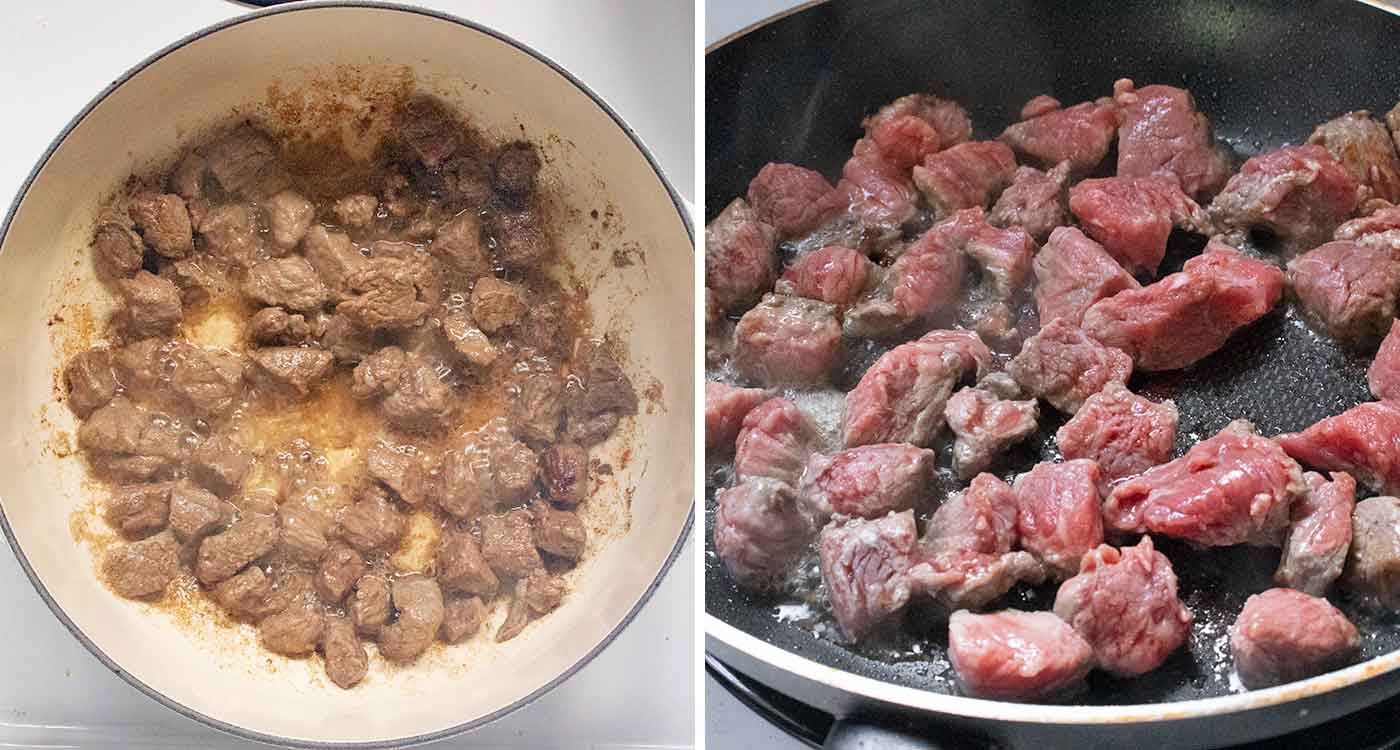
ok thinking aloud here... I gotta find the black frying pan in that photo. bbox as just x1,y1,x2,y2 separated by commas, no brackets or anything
704,1,1400,747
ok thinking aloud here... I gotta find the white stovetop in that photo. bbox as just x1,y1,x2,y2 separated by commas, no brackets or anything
0,1,695,748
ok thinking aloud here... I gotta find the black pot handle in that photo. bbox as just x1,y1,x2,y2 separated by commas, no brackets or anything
824,718,1000,750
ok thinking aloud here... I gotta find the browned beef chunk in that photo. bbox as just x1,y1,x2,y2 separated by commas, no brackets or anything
349,573,391,636
243,257,329,312
277,500,331,564
493,142,541,201
115,339,245,419
117,271,182,337
440,309,499,367
431,211,492,279
260,599,325,656
338,486,407,553
321,313,378,364
321,615,368,688
563,339,637,443
203,125,289,199
337,258,433,330
490,208,553,269
379,574,445,662
491,440,538,506
471,277,528,334
565,411,620,447
247,307,312,346
435,445,489,518
168,479,233,543
333,193,378,228
400,97,462,168
102,530,181,599
439,596,487,643
64,347,118,418
518,300,573,359
541,443,588,505
533,502,586,560
105,482,172,539
92,222,144,278
210,566,274,619
264,190,314,251
498,570,566,642
196,513,278,583
197,203,263,267
351,346,457,433
162,258,220,306
249,347,334,397
128,192,193,258
512,370,563,443
481,509,543,577
314,542,365,604
437,527,500,596
366,442,434,507
302,226,368,303
78,398,189,481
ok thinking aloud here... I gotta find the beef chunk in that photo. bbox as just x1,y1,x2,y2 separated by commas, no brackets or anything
440,309,499,367
247,307,313,346
861,113,945,172
277,499,330,562
128,192,193,259
1031,226,1139,327
1000,96,1118,177
365,442,432,507
243,257,329,312
865,93,972,150
337,257,434,330
1013,460,1106,579
338,488,406,553
521,568,565,615
102,530,181,599
434,445,490,518
532,502,586,560
116,338,246,419
1372,320,1400,400
1209,144,1360,254
260,600,325,656
493,142,541,200
442,155,494,208
1083,243,1285,371
1055,383,1178,482
714,478,813,592
264,190,314,251
332,194,378,228
163,258,219,306
470,277,527,334
439,596,487,643
1288,239,1400,348
437,527,499,596
567,338,639,421
117,271,183,337
1068,176,1210,276
349,573,392,636
400,96,461,168
168,479,233,543
195,513,278,583
846,329,992,447
818,511,918,641
302,226,369,302
1231,588,1359,689
838,147,919,236
948,610,1093,701
64,347,118,418
746,162,842,237
509,370,563,444
564,410,620,447
379,574,445,662
210,566,274,620
1336,203,1400,244
1308,110,1400,205
480,509,543,578
321,616,368,689
431,211,492,279
540,443,588,505
960,222,1038,346
321,313,377,364
704,382,770,454
314,542,365,603
78,398,188,481
844,210,979,338
734,294,843,386
912,141,1017,218
1278,401,1400,496
203,125,289,199
734,396,820,485
988,162,1070,242
351,346,456,433
1345,496,1400,608
489,440,538,505
105,482,172,539
777,245,874,308
799,444,935,523
92,222,144,278
249,347,334,397
1106,420,1304,546
490,207,553,269
197,204,263,267
1276,471,1355,596
946,385,1039,479
705,198,778,312
1113,79,1231,199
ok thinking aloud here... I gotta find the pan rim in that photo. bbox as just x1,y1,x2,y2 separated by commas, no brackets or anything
0,2,694,747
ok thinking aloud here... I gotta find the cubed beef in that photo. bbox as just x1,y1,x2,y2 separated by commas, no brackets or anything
541,443,588,505
78,398,189,481
337,258,434,331
128,192,193,258
1113,79,1232,199
1288,240,1400,348
1068,176,1210,276
490,440,538,505
248,347,334,398
480,509,543,578
1053,536,1193,677
965,222,1037,302
302,226,369,303
440,309,499,367
438,527,499,596
198,203,263,267
844,328,991,447
844,209,980,338
862,114,944,173
517,299,574,360
1083,244,1284,371
837,149,919,235
434,445,490,518
264,190,314,251
366,442,433,507
864,93,972,150
818,510,918,641
203,125,289,199
260,599,325,657
312,542,365,604
1276,471,1355,596
338,488,407,553
1106,420,1303,546
1000,96,1118,177
169,150,206,200
211,567,274,620
946,385,1039,479
1054,383,1178,482
64,347,118,418
1231,588,1359,689
168,479,232,543
116,339,246,419
321,313,377,365
247,307,311,346
332,193,378,228
492,141,541,200
1345,496,1400,608
1013,459,1105,579
1308,110,1400,205
351,346,456,434
1031,227,1139,327
533,502,586,559
117,271,182,337
489,207,554,269
106,482,171,539
713,478,813,592
1278,401,1400,496
277,500,330,564
439,596,488,643
704,382,770,453
1008,318,1132,414
734,396,820,484
431,210,492,279
1335,203,1400,244
747,162,842,237
321,616,368,689
471,277,527,334
162,258,220,306
776,245,874,307
349,573,392,636
498,570,567,641
988,162,1070,242
195,512,278,584
911,141,1017,218
948,609,1093,701
400,96,461,167
705,198,778,313
379,573,446,662
102,530,181,599
92,222,144,278
243,257,329,312
1209,144,1361,253
799,444,935,523
734,294,843,386
1371,320,1400,400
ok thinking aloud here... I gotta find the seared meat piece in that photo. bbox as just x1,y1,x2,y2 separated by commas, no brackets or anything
864,94,971,152
195,513,278,584
533,502,586,560
844,329,991,447
399,96,461,168
489,440,539,506
162,258,219,306
247,307,312,346
734,294,843,386
1308,110,1400,205
489,207,554,269
433,444,489,518
349,573,391,636
911,141,1017,218
1000,96,1118,177
961,221,1038,345
351,346,457,433
211,567,274,620
314,542,365,604
734,396,820,484
1370,320,1400,400
260,599,325,656
844,209,980,338
321,313,377,365
1276,471,1355,596
1082,243,1285,371
332,193,378,228
128,192,193,258
818,511,918,641
366,441,433,507
517,300,574,360
1345,496,1400,608
115,338,245,419
337,256,436,330
439,596,488,643
1068,175,1210,276
1031,227,1139,327
704,382,770,453
1054,537,1193,677
948,609,1093,701
946,385,1039,479
264,190,314,251
248,347,334,397
1106,420,1303,546
321,616,368,689
705,198,777,313
1113,78,1231,199
102,530,181,599
78,398,189,481
714,478,813,592
746,162,842,237
776,245,874,307
198,204,263,267
1013,460,1105,579
908,473,1045,610
541,443,588,505
337,487,407,553
431,210,492,279
117,270,182,337
1287,239,1400,348
493,141,541,200
481,509,543,578
277,499,331,564
1231,588,1359,689
167,479,232,543
988,162,1070,242
63,347,118,418
470,277,527,334
799,444,935,522
1278,401,1400,496
302,226,368,303
105,481,171,538
438,527,499,596
1335,203,1400,244
838,148,919,235
1209,145,1360,253
203,125,289,199
1008,318,1132,415
379,573,446,662
862,114,944,173
92,222,144,278
243,256,329,312
565,338,638,423
440,309,499,368
1055,383,1178,482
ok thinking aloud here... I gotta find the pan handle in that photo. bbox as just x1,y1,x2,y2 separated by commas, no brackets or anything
824,718,1000,750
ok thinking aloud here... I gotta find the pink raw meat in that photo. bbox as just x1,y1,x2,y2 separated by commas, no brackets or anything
713,478,814,592
1008,317,1132,415
1287,239,1400,348
1275,471,1355,596
1000,96,1118,177
818,510,918,641
747,162,843,238
705,381,771,453
1230,588,1359,689
777,245,875,307
912,141,1018,218
946,385,1040,479
948,609,1093,702
1055,383,1178,482
844,210,983,338
705,198,777,312
1369,320,1400,400
1113,78,1232,199
1068,175,1210,275
1013,459,1106,579
1209,144,1360,253
733,396,820,485
1031,226,1139,326
843,328,991,447
989,162,1071,242
1276,400,1400,495
798,443,935,523
734,294,844,386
